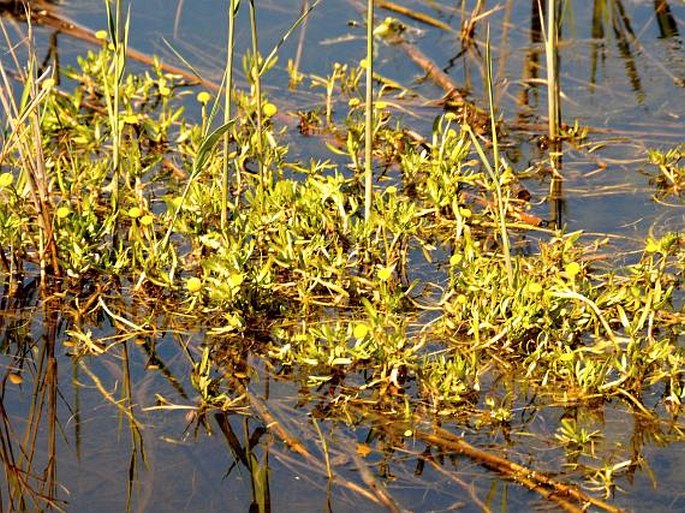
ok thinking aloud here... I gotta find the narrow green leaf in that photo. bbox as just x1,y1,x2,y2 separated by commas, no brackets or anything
194,119,236,174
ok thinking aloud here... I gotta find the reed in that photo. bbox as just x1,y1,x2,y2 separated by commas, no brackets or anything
541,0,561,141
484,28,513,288
364,0,374,222
291,0,310,86
538,0,563,227
103,0,130,213
464,27,513,288
0,17,58,281
222,0,240,228
249,0,265,187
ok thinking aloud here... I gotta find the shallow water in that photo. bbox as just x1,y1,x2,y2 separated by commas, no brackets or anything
1,1,684,512
4,320,685,512
41,0,683,235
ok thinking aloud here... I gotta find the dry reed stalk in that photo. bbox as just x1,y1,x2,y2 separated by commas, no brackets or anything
0,15,60,280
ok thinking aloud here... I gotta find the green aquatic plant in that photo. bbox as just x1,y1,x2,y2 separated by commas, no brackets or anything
102,0,130,214
0,7,683,510
0,21,59,283
647,144,684,196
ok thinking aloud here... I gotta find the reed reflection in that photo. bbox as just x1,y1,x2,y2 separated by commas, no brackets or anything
0,284,61,512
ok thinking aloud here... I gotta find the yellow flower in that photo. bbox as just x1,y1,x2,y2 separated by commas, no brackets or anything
127,206,142,218
0,173,13,188
528,282,543,294
56,206,71,219
185,277,202,294
353,323,370,339
564,262,581,278
95,30,108,41
262,102,278,117
140,215,154,226
377,266,393,282
197,91,211,104
645,238,660,253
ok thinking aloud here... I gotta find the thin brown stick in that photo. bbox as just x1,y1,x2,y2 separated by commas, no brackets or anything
393,36,466,103
352,453,403,513
350,405,626,513
424,437,583,513
419,425,626,513
23,5,221,91
347,0,466,104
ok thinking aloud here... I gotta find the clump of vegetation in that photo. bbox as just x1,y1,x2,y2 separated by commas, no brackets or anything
648,144,684,196
0,6,683,512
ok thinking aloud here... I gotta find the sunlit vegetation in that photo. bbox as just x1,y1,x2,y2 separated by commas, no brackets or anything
648,144,684,197
0,1,683,512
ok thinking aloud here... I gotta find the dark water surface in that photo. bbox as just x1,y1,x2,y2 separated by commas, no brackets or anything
1,1,684,512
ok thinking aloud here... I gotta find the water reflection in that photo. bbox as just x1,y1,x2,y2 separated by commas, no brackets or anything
0,282,60,511
0,0,683,512
654,0,679,40
1,293,684,512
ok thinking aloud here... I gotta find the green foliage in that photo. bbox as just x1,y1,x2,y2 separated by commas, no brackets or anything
0,37,682,501
647,144,684,196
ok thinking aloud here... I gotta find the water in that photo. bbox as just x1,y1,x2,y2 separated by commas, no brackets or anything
114,0,681,235
1,1,684,512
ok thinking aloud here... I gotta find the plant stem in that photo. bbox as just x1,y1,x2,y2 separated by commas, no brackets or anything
485,27,514,288
364,0,374,222
249,0,264,188
221,0,238,229
544,0,560,141
103,0,129,238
